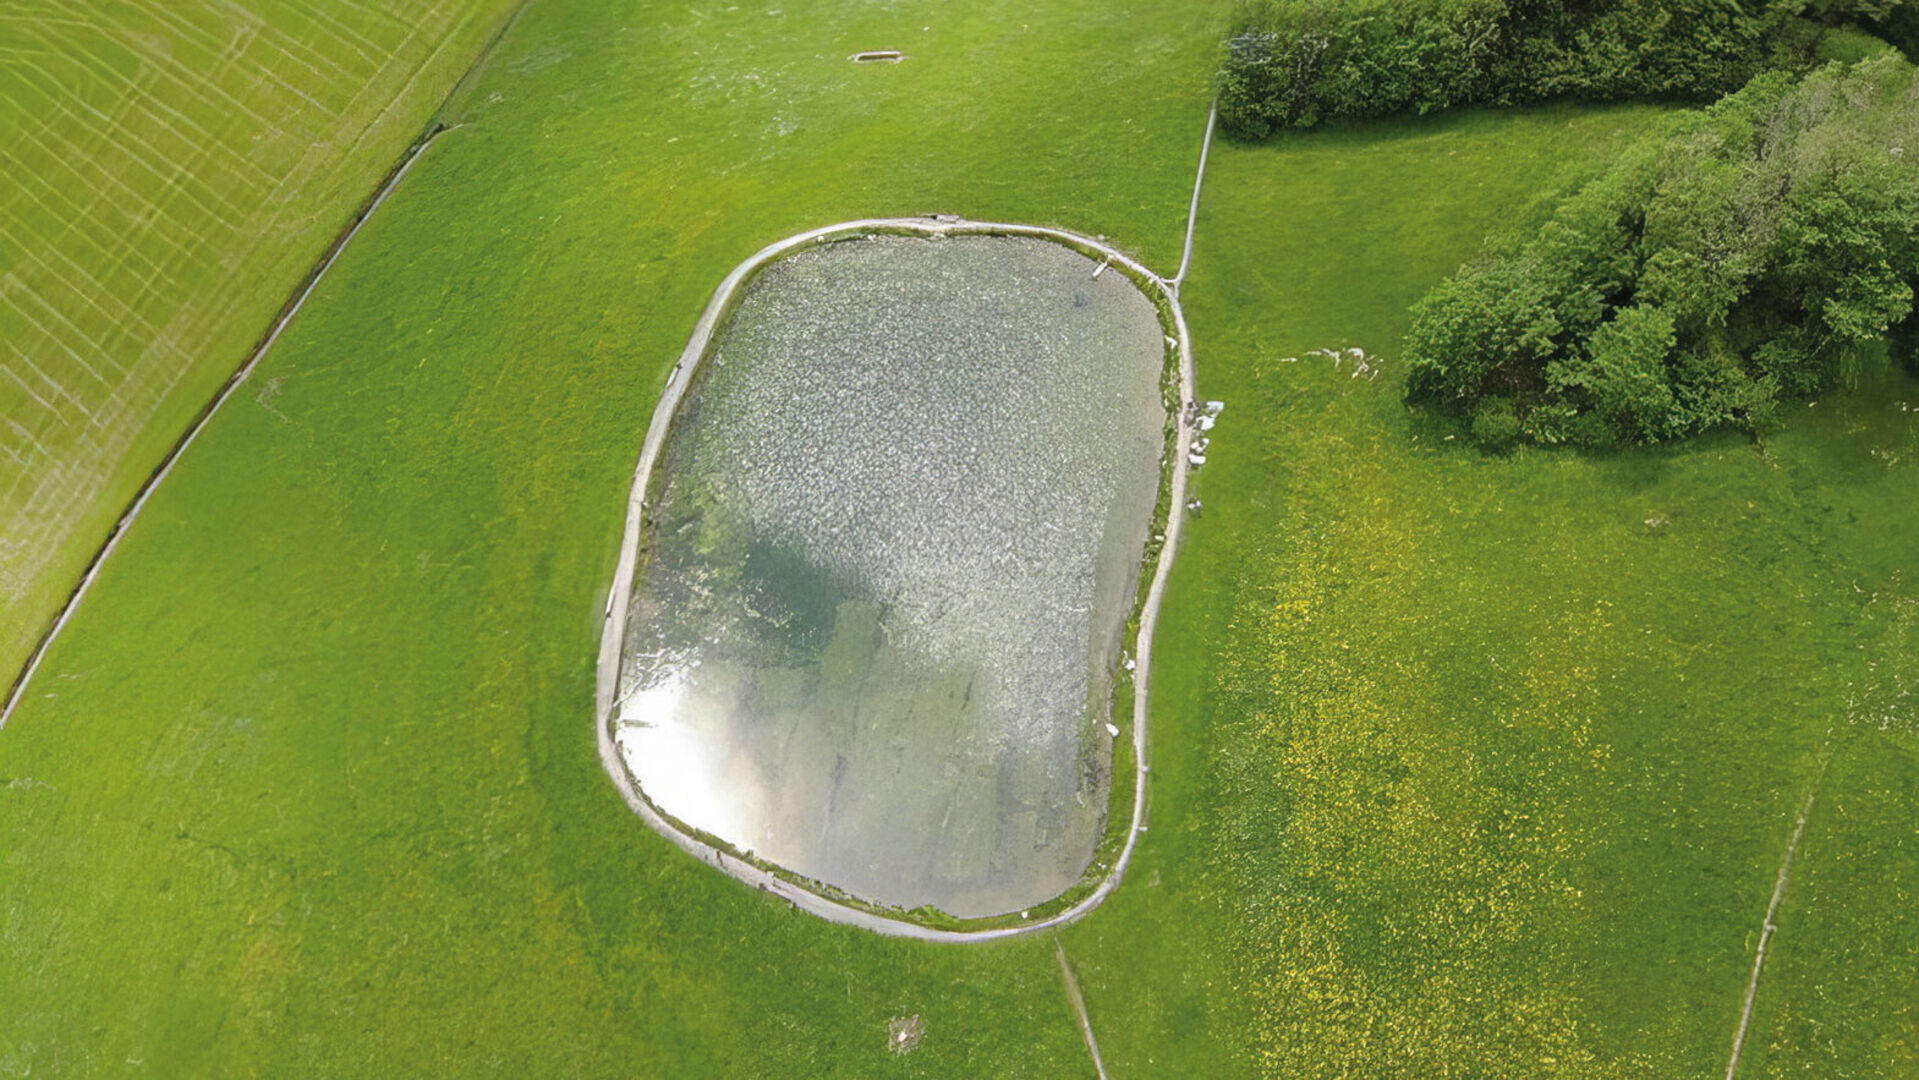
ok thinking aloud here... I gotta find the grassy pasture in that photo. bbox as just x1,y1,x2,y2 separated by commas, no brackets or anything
3,0,1918,1077
0,0,518,683
1153,115,1919,1075
0,0,1227,1073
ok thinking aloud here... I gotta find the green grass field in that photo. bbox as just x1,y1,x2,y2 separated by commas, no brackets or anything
1169,115,1919,1076
3,0,1916,1075
0,0,518,682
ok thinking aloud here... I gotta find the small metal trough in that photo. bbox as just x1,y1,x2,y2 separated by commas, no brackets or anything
851,49,903,63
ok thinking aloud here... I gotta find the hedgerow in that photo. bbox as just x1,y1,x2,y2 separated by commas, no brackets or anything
1219,0,1914,137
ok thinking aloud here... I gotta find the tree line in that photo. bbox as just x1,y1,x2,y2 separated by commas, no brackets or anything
1219,0,1916,138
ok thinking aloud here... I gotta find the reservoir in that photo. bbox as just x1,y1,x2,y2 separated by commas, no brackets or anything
612,232,1167,918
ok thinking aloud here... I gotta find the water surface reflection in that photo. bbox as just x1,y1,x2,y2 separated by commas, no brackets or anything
616,234,1166,917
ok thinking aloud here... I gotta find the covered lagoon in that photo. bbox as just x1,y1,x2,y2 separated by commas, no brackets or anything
613,232,1169,918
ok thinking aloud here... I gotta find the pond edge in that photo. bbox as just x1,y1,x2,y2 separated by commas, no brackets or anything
594,217,1197,941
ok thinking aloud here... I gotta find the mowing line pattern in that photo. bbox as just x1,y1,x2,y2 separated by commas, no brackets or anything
0,0,495,674
0,125,449,729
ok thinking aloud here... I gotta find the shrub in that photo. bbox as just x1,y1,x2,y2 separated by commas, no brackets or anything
1558,306,1684,441
1470,396,1523,448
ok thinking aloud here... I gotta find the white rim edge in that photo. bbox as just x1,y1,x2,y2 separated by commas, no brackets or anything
594,217,1196,942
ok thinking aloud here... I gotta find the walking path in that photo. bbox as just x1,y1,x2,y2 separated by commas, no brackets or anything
1723,761,1828,1080
1057,940,1112,1080
1170,99,1218,293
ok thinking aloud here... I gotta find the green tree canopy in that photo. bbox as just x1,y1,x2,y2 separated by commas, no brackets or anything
1403,56,1919,448
1220,0,1916,137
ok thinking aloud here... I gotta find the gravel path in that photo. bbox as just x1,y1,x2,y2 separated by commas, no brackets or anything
1171,99,1217,293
